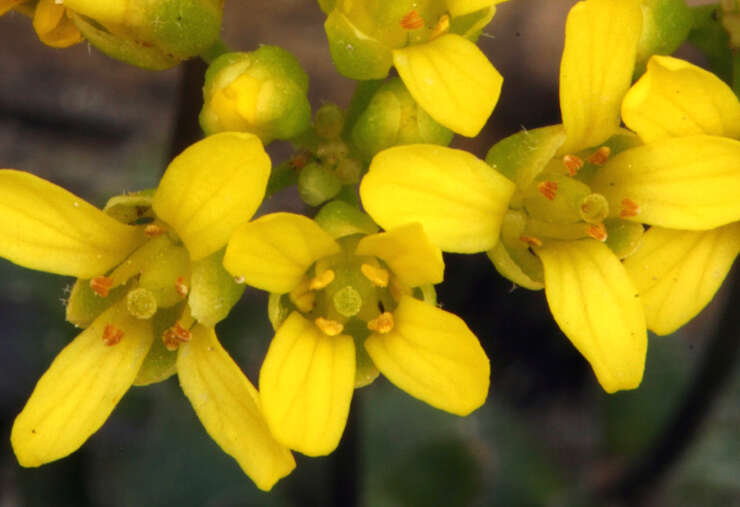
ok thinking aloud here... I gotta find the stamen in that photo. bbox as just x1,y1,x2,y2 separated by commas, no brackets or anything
367,312,395,334
175,276,189,298
620,198,640,218
162,322,192,351
102,324,124,346
309,269,335,290
234,275,245,284
315,317,344,336
562,154,584,176
588,146,611,165
401,10,424,30
587,223,608,242
360,263,389,287
90,276,114,298
537,181,558,201
144,224,167,237
520,236,543,247
429,14,450,40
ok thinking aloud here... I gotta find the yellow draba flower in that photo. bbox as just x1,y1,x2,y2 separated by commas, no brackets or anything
324,0,504,136
360,0,740,393
0,133,296,490
223,213,490,456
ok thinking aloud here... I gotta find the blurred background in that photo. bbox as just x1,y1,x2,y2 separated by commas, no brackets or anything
1,1,739,505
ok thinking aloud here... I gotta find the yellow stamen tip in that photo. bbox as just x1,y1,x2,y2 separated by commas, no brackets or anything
588,146,611,166
360,263,390,287
309,269,335,291
367,312,395,334
291,291,316,313
520,235,543,247
429,13,450,40
562,154,584,176
102,324,124,346
315,317,344,336
90,276,114,298
174,276,189,298
144,224,167,237
537,180,558,201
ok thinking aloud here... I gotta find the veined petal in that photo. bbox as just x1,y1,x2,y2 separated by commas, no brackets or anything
360,145,515,253
537,239,646,393
259,312,355,456
355,223,444,287
392,33,503,137
622,55,740,143
153,132,270,262
624,224,740,335
223,213,341,294
559,0,642,153
0,170,144,277
446,0,507,18
11,302,153,467
591,135,740,230
177,325,295,491
33,1,83,48
365,296,489,415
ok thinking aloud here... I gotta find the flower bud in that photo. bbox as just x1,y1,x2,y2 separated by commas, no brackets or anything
635,0,692,73
314,200,379,239
315,103,345,140
351,78,452,161
298,163,342,207
67,0,224,70
200,47,312,144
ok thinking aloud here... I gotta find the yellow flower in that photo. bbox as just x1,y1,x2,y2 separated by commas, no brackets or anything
223,213,490,456
361,0,740,393
0,132,295,490
324,0,507,137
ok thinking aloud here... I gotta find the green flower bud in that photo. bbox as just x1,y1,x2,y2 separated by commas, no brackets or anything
315,103,345,140
635,0,692,74
351,78,453,161
200,47,311,144
298,163,342,207
314,200,379,239
67,0,224,70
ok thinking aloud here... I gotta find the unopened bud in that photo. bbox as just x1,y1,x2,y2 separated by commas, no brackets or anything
298,163,342,207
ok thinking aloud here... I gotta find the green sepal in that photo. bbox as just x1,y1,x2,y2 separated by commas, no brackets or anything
314,200,379,239
65,278,132,328
132,303,184,386
268,293,292,331
103,189,155,225
189,248,246,327
635,0,692,75
688,5,732,84
298,163,342,206
324,10,393,80
604,219,644,260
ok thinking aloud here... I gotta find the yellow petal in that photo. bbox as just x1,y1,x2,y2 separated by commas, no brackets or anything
11,302,153,467
624,224,740,335
446,0,506,18
0,170,144,277
591,135,740,230
259,312,355,456
355,223,444,287
536,239,646,393
360,145,515,253
392,33,502,137
559,0,642,153
364,295,489,415
622,55,740,143
223,213,341,294
153,132,270,262
33,1,83,48
177,325,295,491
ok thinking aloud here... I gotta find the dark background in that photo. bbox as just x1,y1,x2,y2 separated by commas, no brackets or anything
1,1,739,505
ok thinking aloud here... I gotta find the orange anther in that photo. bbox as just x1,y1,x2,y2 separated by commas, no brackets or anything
429,13,450,40
537,180,558,200
90,276,114,298
144,224,166,237
102,324,124,346
367,312,394,334
315,317,344,336
401,10,424,30
562,154,584,176
588,146,611,165
175,276,189,298
620,198,640,218
519,236,543,247
162,322,192,351
587,223,608,242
